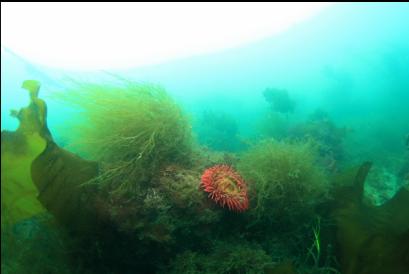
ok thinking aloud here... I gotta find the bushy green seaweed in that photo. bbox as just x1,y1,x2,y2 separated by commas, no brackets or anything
53,80,193,194
238,139,329,229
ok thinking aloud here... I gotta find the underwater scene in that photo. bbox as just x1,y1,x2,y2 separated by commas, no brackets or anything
1,3,409,274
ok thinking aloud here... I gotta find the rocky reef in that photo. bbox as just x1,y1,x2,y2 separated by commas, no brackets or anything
1,80,408,274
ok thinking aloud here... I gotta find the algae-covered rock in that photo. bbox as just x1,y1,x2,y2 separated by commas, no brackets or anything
96,164,222,248
167,240,274,274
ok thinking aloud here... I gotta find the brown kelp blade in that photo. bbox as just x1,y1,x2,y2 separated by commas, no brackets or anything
31,141,99,230
1,80,48,224
329,161,409,274
2,80,99,231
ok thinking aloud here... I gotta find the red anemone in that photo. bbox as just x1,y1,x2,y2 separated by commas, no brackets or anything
201,165,249,212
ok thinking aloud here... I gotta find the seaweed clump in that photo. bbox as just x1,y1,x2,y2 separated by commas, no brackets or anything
238,139,329,229
55,81,193,195
166,241,273,274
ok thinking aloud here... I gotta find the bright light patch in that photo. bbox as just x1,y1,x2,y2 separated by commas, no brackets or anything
1,2,332,70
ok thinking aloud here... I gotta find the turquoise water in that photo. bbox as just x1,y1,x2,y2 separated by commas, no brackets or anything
1,3,409,274
3,3,409,153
